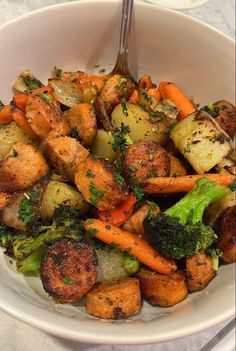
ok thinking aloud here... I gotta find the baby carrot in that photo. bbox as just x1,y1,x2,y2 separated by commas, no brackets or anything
144,174,235,194
13,93,29,110
12,107,37,138
98,193,137,227
138,75,153,90
158,81,196,120
147,88,161,103
129,89,140,104
0,105,13,125
84,219,177,275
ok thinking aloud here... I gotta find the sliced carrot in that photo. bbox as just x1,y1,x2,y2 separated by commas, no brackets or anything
138,75,153,90
98,193,137,227
0,105,13,125
12,107,37,138
13,93,29,110
147,88,161,103
144,174,235,194
158,81,196,120
84,219,177,275
129,89,140,104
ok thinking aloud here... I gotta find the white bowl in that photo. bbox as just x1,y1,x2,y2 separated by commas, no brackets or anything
0,0,235,345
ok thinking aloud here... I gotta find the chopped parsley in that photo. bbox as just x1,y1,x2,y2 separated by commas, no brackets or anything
184,145,192,153
63,277,74,285
86,228,99,236
22,76,43,92
121,98,128,116
89,183,104,204
94,64,100,68
115,172,125,186
86,169,95,178
129,165,137,172
202,103,220,118
132,185,144,202
53,66,63,78
110,124,132,153
37,93,52,104
69,127,80,140
146,171,157,178
141,92,152,103
18,189,40,225
229,180,236,191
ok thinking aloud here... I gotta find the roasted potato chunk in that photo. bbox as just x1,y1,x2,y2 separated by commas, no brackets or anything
111,102,173,146
41,180,89,219
85,277,141,319
137,267,188,307
170,111,232,173
0,122,33,160
66,103,97,146
214,100,236,138
40,238,98,303
75,155,128,210
124,140,170,185
25,94,70,138
123,202,159,238
0,142,49,192
215,205,236,263
90,129,117,162
216,148,236,176
43,136,88,182
95,74,135,131
169,154,187,177
48,79,81,107
186,252,215,292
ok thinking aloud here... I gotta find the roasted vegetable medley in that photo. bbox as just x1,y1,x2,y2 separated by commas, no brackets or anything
0,68,235,319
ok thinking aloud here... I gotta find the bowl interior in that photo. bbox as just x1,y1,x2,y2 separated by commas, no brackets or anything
0,0,235,344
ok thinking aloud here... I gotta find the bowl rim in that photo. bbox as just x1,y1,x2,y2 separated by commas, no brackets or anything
0,0,235,345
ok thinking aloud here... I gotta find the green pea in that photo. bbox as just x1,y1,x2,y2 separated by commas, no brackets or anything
123,255,140,274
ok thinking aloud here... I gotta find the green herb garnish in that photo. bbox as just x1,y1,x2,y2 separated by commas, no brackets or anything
38,93,52,104
53,66,63,78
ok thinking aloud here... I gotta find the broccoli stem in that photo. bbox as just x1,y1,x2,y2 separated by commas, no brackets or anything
165,177,230,224
17,245,46,274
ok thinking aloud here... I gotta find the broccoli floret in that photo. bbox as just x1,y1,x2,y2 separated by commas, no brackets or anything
18,189,41,226
206,248,223,271
143,177,230,259
13,205,83,269
0,224,19,248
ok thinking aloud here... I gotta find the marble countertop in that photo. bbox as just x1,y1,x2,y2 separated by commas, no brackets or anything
0,1,235,351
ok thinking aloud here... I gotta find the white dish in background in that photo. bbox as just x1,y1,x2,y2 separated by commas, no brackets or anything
144,0,210,10
0,0,235,345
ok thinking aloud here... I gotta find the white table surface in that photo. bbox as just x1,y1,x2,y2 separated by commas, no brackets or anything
0,1,235,350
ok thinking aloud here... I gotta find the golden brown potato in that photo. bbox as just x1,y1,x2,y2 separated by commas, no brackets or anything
25,94,70,138
186,252,215,292
215,205,236,263
0,142,49,192
95,74,135,130
85,277,141,319
216,149,236,176
66,103,97,146
124,140,170,185
43,136,89,182
169,154,187,177
214,100,236,138
137,267,188,307
40,238,98,303
75,155,128,210
123,202,159,238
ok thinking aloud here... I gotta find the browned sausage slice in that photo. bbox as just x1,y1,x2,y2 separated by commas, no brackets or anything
0,142,49,192
75,155,128,210
124,140,170,185
215,205,236,263
40,238,98,303
85,277,141,319
186,252,215,292
137,267,188,307
43,136,89,182
214,100,236,138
